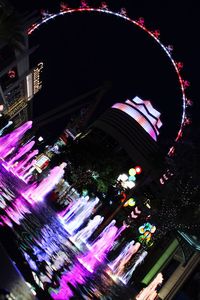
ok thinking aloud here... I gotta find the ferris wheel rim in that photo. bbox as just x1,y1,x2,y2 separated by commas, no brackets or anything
28,4,191,156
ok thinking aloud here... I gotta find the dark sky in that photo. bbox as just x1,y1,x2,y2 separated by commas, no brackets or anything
10,0,199,147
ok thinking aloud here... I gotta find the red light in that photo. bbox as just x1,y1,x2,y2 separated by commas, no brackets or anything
135,166,142,174
8,70,16,79
120,192,127,203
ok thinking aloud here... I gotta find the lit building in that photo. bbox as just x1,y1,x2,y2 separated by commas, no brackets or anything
90,96,163,177
0,0,42,127
134,234,200,300
34,153,50,173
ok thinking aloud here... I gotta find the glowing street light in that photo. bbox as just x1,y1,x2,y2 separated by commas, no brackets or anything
117,173,128,182
135,166,142,174
129,168,136,176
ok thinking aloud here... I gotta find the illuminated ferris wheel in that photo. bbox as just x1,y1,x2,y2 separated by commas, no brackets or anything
27,1,192,156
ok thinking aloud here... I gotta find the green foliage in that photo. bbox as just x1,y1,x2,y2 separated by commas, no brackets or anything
62,136,129,194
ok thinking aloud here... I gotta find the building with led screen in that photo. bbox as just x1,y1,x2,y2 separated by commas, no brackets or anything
92,96,163,175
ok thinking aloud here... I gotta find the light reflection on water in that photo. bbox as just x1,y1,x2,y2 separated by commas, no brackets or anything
0,165,134,299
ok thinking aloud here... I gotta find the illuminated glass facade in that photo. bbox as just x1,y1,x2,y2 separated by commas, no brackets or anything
112,96,162,141
92,97,163,175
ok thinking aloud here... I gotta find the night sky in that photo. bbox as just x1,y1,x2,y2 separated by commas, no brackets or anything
10,0,199,149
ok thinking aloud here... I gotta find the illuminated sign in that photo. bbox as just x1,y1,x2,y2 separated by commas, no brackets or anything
33,62,43,94
34,153,50,173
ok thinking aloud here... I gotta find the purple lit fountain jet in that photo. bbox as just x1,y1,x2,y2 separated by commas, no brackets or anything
23,162,67,202
0,121,32,159
7,141,35,167
15,149,39,174
78,221,126,273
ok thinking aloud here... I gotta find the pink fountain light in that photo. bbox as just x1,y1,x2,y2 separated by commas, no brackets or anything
50,263,89,300
23,162,67,202
22,159,37,183
18,158,37,177
0,121,32,159
0,196,31,227
14,149,39,173
7,141,35,167
136,273,163,300
78,222,125,273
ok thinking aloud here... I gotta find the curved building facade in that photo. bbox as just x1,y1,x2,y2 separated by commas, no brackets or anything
93,96,163,173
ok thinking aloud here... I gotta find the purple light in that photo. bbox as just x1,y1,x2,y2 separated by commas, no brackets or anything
78,223,125,273
50,264,89,300
7,141,35,167
24,162,67,202
0,121,32,158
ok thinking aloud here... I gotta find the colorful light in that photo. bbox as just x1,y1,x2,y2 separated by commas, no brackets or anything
150,225,156,233
117,173,128,182
121,180,135,189
138,222,156,246
82,189,88,197
128,198,136,206
129,175,136,181
139,226,145,234
144,223,152,231
144,231,152,240
120,192,127,203
135,166,142,174
129,168,136,176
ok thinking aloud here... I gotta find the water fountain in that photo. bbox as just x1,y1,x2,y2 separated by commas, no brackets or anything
78,221,126,273
119,250,148,284
23,162,67,202
0,121,153,299
0,120,13,136
59,195,89,220
0,121,32,159
14,149,39,174
22,160,37,183
108,241,141,282
7,141,35,167
50,263,89,300
70,215,104,246
63,196,100,235
0,196,31,229
19,159,36,177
